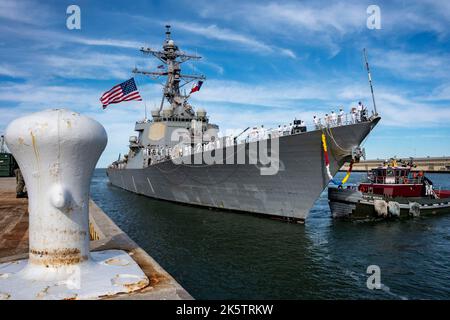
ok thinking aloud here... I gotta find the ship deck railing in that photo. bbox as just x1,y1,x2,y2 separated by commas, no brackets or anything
113,112,374,167
146,113,374,162
361,176,425,185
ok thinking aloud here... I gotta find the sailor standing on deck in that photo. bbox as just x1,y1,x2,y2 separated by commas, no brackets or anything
357,101,364,122
313,116,320,130
331,111,337,126
277,125,283,136
324,114,329,127
351,108,357,123
338,108,344,126
260,125,267,139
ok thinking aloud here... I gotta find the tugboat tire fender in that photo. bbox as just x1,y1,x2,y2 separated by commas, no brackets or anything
388,201,400,217
374,199,388,217
409,202,421,217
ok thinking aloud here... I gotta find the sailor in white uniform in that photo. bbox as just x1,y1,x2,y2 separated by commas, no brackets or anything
338,108,344,126
351,109,357,124
260,125,266,140
313,116,319,130
277,125,283,136
357,102,363,122
331,111,337,126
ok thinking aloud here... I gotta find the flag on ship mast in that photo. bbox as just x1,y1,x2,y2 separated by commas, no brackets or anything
100,78,142,109
189,80,203,94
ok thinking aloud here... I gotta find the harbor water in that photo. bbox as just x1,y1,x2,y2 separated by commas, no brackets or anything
91,169,450,299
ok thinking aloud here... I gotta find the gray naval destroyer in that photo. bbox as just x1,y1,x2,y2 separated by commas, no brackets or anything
106,26,381,222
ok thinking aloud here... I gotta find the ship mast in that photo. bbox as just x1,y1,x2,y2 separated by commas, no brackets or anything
133,25,206,116
363,48,378,116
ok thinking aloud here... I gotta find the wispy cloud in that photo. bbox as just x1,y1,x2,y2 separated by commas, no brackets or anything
192,79,329,107
371,49,450,79
194,0,367,56
0,64,28,78
70,36,145,49
171,21,296,58
0,25,149,51
42,52,153,80
0,0,54,26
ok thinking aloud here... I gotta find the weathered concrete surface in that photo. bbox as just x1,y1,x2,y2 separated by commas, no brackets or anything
0,177,192,300
0,178,28,259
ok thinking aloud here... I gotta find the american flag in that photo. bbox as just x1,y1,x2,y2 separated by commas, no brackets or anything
100,78,142,109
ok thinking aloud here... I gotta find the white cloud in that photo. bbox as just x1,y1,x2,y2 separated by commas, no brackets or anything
0,0,54,26
193,0,450,55
250,2,365,34
0,24,150,51
429,84,450,101
191,79,331,107
0,64,28,77
371,49,450,79
70,37,145,49
193,0,367,55
171,21,296,58
42,52,153,80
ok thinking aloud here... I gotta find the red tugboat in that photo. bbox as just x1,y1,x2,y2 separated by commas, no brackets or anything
328,158,450,219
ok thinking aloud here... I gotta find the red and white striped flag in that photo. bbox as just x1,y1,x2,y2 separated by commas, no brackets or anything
100,78,142,109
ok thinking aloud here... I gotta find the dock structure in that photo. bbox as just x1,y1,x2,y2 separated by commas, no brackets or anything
0,177,191,300
341,157,450,173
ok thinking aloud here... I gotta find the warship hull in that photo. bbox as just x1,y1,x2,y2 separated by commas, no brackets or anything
107,118,379,222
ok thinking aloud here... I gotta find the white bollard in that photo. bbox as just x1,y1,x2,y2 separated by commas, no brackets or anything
0,109,148,299
6,109,105,279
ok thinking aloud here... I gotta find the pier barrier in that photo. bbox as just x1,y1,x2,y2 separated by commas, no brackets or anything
0,109,149,299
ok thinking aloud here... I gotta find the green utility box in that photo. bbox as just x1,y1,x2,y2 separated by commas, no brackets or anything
0,153,16,177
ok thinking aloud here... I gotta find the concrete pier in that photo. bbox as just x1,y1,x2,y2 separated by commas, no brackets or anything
0,177,192,300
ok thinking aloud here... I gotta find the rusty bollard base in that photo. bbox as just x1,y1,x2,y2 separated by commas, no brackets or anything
0,249,149,300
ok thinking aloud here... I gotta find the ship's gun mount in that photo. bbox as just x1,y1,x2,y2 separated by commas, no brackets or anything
233,127,250,143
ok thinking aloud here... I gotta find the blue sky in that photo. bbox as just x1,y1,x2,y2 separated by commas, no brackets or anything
1,0,449,167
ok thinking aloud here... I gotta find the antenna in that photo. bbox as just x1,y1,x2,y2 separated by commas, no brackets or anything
165,25,171,40
363,48,378,115
144,102,148,121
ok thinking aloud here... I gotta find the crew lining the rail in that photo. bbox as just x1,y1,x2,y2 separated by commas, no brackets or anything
109,102,373,168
